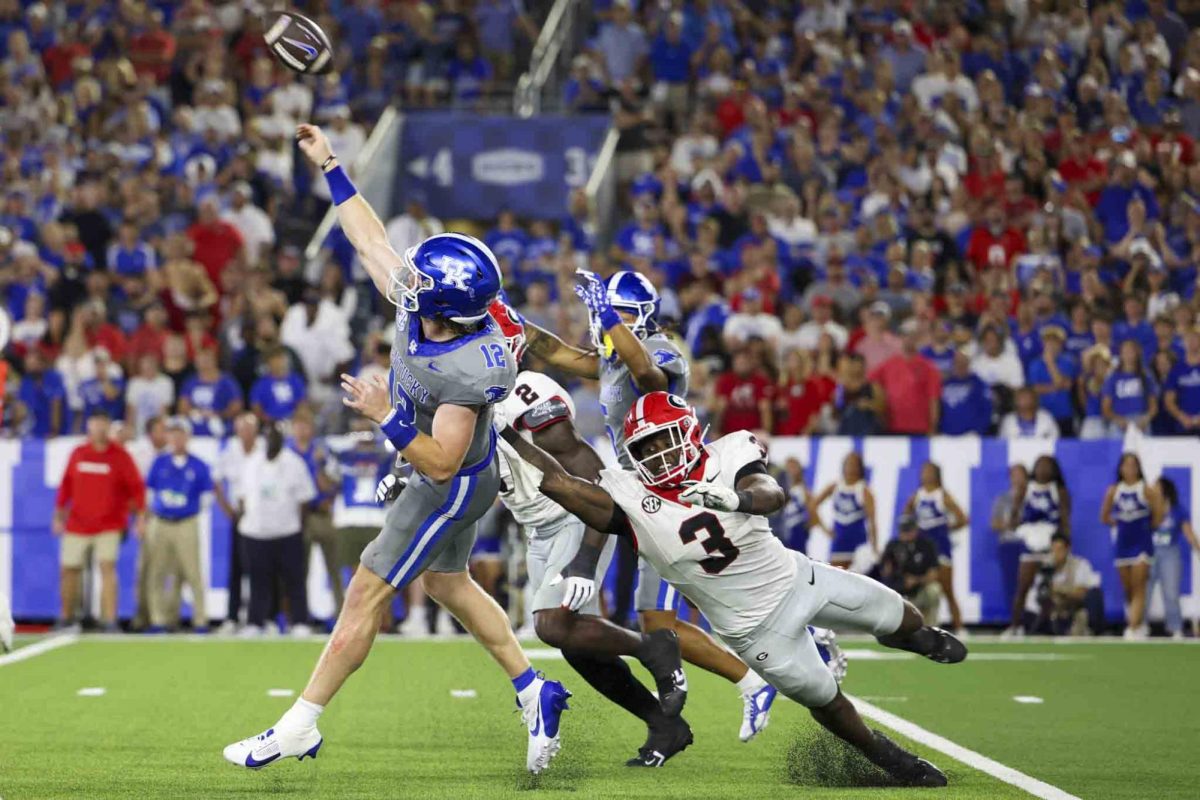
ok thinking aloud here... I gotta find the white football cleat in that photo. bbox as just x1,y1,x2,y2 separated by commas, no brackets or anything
811,626,848,683
739,683,777,742
520,677,571,773
223,725,322,769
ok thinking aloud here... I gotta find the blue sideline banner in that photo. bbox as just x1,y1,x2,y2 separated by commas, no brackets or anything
393,113,609,219
1,437,1197,625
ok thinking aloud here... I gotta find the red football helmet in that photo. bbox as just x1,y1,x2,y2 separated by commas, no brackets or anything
623,392,705,486
487,298,527,363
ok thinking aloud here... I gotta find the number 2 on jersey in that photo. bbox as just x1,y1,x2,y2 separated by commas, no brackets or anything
678,512,739,574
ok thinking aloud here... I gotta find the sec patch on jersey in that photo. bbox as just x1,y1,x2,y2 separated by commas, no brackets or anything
263,11,333,74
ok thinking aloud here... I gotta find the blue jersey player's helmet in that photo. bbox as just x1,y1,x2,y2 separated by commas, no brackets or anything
587,270,661,351
389,232,501,325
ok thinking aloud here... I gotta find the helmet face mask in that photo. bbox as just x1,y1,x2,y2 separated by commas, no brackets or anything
623,393,703,487
587,271,661,354
388,246,434,312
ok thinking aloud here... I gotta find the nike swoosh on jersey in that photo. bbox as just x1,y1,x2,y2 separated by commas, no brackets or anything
426,362,442,373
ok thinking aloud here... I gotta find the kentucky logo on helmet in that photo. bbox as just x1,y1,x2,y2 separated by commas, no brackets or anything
435,257,471,290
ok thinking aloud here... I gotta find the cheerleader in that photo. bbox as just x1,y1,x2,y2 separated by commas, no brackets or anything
812,452,877,569
902,462,969,632
1004,455,1071,638
1100,453,1163,639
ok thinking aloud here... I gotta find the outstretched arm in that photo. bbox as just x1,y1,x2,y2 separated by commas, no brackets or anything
297,124,398,299
524,322,601,379
574,271,670,392
499,426,616,531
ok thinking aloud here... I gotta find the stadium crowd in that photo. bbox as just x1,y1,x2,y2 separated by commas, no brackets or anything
3,0,1200,636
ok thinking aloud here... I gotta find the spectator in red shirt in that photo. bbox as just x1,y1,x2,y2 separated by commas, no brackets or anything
870,319,944,435
964,142,1006,205
712,349,774,435
125,302,170,371
187,195,245,286
79,300,128,365
851,301,903,373
965,205,1027,272
775,349,834,435
1057,128,1107,205
128,9,176,84
53,410,146,631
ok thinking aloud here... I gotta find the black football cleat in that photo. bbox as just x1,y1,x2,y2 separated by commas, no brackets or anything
869,730,948,788
922,627,968,664
636,628,688,717
625,716,693,768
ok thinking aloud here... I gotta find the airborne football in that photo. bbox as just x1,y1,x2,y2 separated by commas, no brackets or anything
3,1,1198,799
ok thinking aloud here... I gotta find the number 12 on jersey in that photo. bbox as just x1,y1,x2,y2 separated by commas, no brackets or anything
480,343,507,369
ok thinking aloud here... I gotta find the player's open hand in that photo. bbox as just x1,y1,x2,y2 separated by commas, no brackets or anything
549,572,595,612
341,372,393,423
573,270,618,328
680,481,741,512
296,124,334,168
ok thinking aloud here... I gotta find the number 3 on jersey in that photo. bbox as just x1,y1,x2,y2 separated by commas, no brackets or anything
679,512,739,574
480,343,507,369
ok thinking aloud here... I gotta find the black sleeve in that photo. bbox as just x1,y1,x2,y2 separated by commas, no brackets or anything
733,460,769,486
604,504,633,537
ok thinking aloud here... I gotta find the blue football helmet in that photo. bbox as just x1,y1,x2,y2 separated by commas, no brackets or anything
389,232,501,324
587,270,661,351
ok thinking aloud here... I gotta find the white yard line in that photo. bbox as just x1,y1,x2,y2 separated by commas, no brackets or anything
847,693,1081,800
0,633,79,667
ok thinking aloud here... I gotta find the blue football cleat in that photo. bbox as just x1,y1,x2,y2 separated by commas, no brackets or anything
223,725,323,769
520,677,570,773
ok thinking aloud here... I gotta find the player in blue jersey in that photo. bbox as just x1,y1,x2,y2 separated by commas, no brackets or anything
224,124,570,775
811,453,878,570
1003,455,1070,638
902,462,968,633
519,271,782,745
1101,453,1163,640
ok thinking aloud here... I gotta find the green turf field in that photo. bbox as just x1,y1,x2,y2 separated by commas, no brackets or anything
2,634,1197,799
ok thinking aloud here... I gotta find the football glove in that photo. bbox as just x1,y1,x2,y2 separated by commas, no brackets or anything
375,473,408,504
679,481,741,512
573,270,620,330
549,573,595,612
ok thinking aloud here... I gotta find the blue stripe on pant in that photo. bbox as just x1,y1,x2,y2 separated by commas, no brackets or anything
384,474,476,587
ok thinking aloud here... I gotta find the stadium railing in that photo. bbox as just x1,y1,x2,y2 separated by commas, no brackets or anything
514,0,590,117
585,127,620,249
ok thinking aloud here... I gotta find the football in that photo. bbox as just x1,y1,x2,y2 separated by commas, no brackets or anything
263,10,333,74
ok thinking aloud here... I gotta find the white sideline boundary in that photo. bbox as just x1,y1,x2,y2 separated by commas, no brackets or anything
0,633,78,667
847,693,1081,800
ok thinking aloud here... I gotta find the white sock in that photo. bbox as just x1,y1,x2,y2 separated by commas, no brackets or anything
736,671,766,695
516,676,544,707
279,697,324,731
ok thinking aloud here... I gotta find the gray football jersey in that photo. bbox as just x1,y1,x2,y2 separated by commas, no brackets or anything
599,332,689,468
390,309,516,470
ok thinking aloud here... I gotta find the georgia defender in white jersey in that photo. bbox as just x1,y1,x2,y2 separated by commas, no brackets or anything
500,391,968,788
489,301,694,766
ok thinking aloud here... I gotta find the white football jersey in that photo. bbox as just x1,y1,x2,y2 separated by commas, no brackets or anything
599,430,798,638
497,371,578,534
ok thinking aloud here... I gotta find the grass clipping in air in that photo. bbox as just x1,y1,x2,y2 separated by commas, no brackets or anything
784,726,896,788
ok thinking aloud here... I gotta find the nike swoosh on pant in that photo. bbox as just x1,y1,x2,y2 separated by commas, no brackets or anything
808,567,816,585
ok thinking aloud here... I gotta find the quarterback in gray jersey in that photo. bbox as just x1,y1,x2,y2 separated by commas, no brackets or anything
522,269,780,745
224,124,570,778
